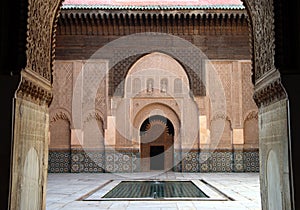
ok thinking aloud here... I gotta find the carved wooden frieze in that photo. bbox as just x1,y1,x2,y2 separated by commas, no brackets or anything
253,67,286,107
253,77,286,108
17,70,52,105
58,10,248,36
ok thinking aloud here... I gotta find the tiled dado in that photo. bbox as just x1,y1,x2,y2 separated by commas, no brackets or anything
104,150,139,173
48,150,71,173
70,149,105,173
243,150,260,172
181,151,200,172
199,150,233,172
199,149,259,172
48,149,259,173
48,149,139,173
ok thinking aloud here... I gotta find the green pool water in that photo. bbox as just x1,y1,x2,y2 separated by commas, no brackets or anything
102,181,208,198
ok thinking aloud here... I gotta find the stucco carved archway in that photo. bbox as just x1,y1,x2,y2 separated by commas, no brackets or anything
114,51,199,152
133,103,181,172
133,103,181,148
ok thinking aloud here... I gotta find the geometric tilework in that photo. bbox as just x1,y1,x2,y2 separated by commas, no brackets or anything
175,150,259,173
208,151,233,172
243,151,259,172
48,150,259,173
71,149,104,173
48,150,71,173
199,151,210,172
105,151,139,173
181,152,200,172
199,150,259,173
233,151,245,172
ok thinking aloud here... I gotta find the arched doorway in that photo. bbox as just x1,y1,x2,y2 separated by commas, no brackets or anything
140,115,174,171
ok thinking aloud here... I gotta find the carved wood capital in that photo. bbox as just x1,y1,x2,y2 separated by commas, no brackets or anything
16,69,53,105
253,69,287,107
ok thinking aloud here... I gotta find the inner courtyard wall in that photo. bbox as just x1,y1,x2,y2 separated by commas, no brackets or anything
48,8,258,173
49,59,258,172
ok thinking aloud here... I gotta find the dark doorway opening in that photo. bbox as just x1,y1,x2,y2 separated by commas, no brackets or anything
150,146,164,170
140,115,174,171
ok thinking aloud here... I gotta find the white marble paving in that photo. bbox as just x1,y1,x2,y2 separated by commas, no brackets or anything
46,172,261,210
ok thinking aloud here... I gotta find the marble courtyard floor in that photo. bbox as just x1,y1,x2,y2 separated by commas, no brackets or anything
46,172,261,210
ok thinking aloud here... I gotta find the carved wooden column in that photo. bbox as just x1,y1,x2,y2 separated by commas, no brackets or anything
9,0,62,209
243,0,293,209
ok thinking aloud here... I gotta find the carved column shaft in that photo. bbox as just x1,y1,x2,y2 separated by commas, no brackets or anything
244,0,292,209
10,0,62,209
